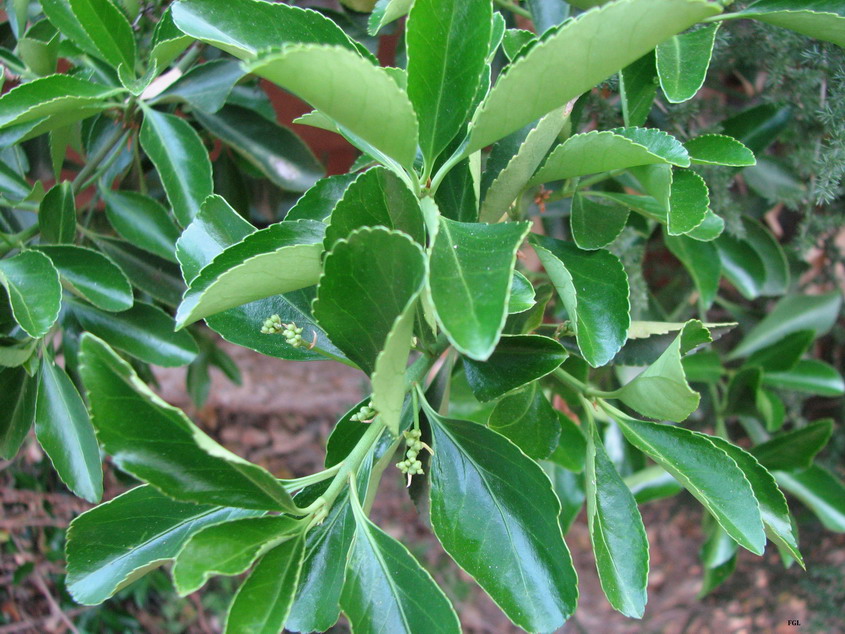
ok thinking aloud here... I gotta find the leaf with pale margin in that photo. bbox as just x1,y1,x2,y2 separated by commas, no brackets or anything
684,134,756,166
741,0,845,48
0,250,61,338
656,25,719,103
488,382,561,459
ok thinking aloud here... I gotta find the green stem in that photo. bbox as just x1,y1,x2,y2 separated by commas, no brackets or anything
362,434,403,514
554,367,616,399
280,462,343,492
72,124,129,195
0,224,39,257
493,0,531,19
701,11,744,24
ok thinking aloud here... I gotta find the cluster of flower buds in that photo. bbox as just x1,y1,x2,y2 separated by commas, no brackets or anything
350,401,377,423
260,315,306,348
396,429,432,487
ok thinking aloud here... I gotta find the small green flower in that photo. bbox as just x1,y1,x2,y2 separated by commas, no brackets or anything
350,401,377,423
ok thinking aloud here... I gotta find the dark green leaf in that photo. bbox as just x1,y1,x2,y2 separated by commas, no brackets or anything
664,234,720,308
684,134,756,167
430,218,530,360
175,220,325,329
139,107,213,227
741,1,845,48
341,484,461,634
173,516,301,595
775,465,845,533
38,181,76,243
544,462,585,534
0,160,31,202
762,359,845,397
0,366,37,459
406,0,492,167
750,420,833,471
286,173,358,222
656,25,719,103
586,424,648,617
720,103,791,155
463,334,567,402
619,52,657,128
741,217,790,296
0,250,62,338
531,234,630,367
324,167,424,249
66,485,257,604
102,190,180,262
489,382,561,459
549,412,587,473
369,0,413,35
70,300,197,367
35,245,133,312
502,29,536,61
571,194,629,250
225,534,306,634
745,330,814,372
150,5,191,68
155,59,244,114
715,233,767,300
609,408,766,554
426,402,578,632
668,168,709,235
467,0,721,152
95,237,185,307
69,0,136,69
80,334,297,512
194,105,324,192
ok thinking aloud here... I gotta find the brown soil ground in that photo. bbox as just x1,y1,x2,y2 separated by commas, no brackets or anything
2,341,844,633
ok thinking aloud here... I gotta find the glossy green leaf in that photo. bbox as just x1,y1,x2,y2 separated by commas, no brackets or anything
0,250,61,338
686,209,725,242
571,194,630,250
425,402,578,632
341,484,461,634
38,181,76,244
549,412,587,473
668,168,709,235
368,0,413,35
175,220,324,329
286,173,358,222
225,534,306,634
35,245,133,312
95,237,185,307
619,52,657,128
34,355,102,503
406,0,491,167
481,106,570,223
708,436,802,565
171,0,363,59
489,382,561,459
0,366,37,459
467,0,721,152
741,217,790,296
430,218,530,360
763,359,845,397
0,75,117,132
730,292,841,359
195,105,324,192
325,167,424,250
508,271,535,314
102,190,180,262
70,300,197,367
609,409,766,554
68,0,136,69
775,465,845,532
715,233,767,300
745,330,814,373
0,160,31,202
751,420,833,471
244,46,418,169
616,320,709,422
532,127,689,185
544,463,585,534
531,234,630,367
684,134,756,167
664,234,720,308
315,227,425,375
656,25,718,103
0,337,38,369
625,466,683,504
80,334,297,512
586,424,648,617
154,59,244,114
139,107,213,227
150,6,191,68
502,29,535,61
66,485,257,605
173,516,300,595
741,1,845,48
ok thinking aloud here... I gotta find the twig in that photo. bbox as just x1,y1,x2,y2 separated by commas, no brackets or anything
30,572,80,634
0,608,90,634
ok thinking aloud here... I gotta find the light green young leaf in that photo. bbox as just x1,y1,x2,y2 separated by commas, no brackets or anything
0,250,61,338
244,46,419,169
586,424,649,618
35,355,102,503
508,271,535,314
740,1,845,48
149,5,191,68
616,320,710,422
102,190,181,262
66,485,258,605
667,168,709,235
429,218,530,360
571,194,630,250
139,107,213,227
175,220,325,329
467,0,721,152
656,25,719,103
368,0,413,35
35,245,133,312
531,127,689,185
684,134,756,167
173,516,301,596
608,408,766,554
80,334,296,512
224,534,306,634
425,401,578,632
406,0,492,169
531,234,630,367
